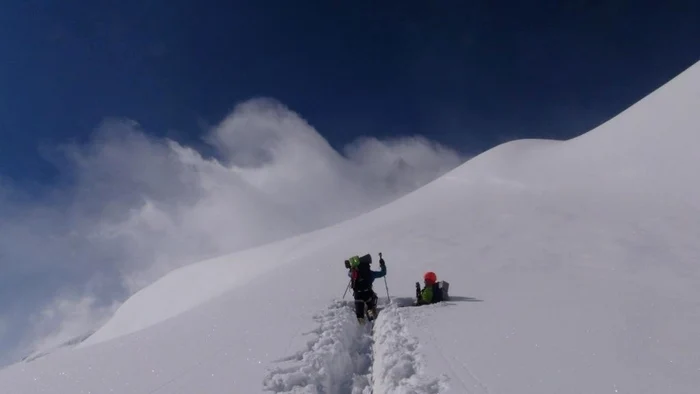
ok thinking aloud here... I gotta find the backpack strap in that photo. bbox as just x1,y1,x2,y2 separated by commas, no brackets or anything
351,268,359,282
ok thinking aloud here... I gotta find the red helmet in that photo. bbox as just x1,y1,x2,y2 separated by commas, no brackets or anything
423,271,437,284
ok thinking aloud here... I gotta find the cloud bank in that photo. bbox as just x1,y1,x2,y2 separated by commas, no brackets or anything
0,98,464,365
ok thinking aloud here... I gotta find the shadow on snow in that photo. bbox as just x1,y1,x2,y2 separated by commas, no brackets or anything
391,296,484,308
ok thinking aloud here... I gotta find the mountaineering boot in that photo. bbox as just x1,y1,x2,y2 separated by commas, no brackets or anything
358,317,366,325
367,308,376,320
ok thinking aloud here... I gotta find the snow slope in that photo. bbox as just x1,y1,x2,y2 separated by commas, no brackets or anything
1,60,699,393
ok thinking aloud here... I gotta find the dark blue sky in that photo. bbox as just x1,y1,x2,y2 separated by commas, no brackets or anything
1,0,698,185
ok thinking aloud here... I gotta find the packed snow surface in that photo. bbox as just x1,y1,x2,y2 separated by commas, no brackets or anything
1,61,699,393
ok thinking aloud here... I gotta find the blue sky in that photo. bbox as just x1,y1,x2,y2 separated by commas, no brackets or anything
0,0,698,366
2,0,698,184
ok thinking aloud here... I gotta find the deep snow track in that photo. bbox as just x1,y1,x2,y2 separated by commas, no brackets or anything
263,300,446,394
263,300,373,393
371,304,446,394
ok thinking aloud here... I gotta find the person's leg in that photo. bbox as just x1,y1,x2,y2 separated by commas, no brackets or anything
366,292,378,319
354,299,366,320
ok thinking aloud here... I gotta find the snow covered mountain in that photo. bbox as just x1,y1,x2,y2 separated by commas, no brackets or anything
1,60,699,393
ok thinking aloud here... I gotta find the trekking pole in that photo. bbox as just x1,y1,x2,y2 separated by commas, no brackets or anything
379,252,391,303
342,279,351,299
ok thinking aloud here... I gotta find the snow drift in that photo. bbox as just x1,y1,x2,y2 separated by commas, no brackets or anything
0,60,699,394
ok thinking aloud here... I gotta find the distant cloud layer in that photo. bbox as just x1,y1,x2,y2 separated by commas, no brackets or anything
0,98,464,365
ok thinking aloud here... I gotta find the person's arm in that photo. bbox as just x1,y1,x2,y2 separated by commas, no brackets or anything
373,256,387,278
373,264,386,279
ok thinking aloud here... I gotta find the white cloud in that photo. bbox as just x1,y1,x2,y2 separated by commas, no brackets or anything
0,98,465,364
21,293,120,362
344,135,464,192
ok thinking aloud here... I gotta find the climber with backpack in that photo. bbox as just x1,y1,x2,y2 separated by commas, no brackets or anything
416,271,450,305
344,253,386,324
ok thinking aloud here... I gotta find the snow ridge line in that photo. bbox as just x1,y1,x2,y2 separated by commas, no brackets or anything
263,300,373,393
371,303,447,394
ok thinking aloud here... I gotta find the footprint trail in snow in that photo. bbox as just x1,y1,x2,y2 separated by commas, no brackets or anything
263,300,446,394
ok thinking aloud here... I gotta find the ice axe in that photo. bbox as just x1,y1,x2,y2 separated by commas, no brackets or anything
379,252,391,303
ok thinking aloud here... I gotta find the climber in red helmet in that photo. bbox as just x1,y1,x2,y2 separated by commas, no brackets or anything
415,271,449,305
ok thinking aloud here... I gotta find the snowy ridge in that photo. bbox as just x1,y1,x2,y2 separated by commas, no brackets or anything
0,61,699,393
20,331,94,363
264,300,446,394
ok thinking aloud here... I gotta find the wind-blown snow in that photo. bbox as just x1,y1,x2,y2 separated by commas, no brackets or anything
1,61,699,393
0,98,463,363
